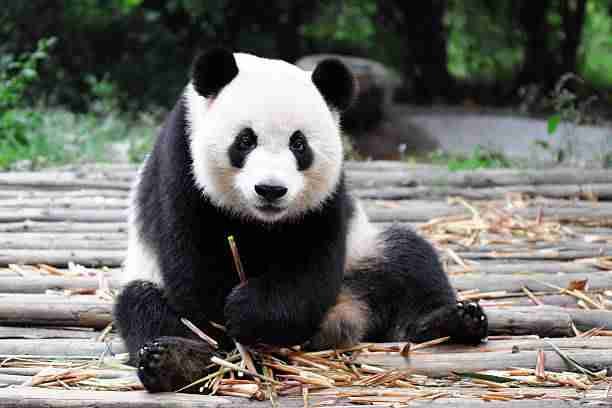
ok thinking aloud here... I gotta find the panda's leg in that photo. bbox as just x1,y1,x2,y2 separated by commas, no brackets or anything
343,225,487,345
114,280,218,392
307,288,370,350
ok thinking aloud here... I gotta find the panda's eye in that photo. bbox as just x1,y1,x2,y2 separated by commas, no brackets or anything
289,131,307,153
236,128,257,151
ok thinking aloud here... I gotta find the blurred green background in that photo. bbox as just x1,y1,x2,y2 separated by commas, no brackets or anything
1,0,611,169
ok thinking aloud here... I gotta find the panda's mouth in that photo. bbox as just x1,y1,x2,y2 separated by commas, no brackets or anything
255,204,285,214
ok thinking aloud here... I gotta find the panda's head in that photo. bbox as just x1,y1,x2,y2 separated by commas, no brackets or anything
185,49,355,223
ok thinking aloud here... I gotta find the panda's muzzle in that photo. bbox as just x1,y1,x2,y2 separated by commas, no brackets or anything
254,184,287,202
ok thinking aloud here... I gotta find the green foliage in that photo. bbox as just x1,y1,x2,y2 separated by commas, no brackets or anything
446,1,523,80
580,0,612,86
543,73,601,164
0,38,56,168
127,112,159,163
0,38,55,109
547,114,561,134
547,73,597,129
303,1,377,47
0,107,158,170
0,37,157,169
2,0,612,169
85,74,125,116
429,147,513,171
4,0,612,112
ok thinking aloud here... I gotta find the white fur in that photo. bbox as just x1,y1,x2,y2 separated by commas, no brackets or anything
185,53,343,222
345,200,381,272
121,159,163,286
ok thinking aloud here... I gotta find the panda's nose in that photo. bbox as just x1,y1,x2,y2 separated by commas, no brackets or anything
254,184,288,201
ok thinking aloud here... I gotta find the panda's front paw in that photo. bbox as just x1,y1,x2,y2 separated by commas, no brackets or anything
454,301,488,344
137,336,215,393
224,284,264,345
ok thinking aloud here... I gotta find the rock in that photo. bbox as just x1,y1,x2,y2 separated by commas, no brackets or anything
299,54,435,160
297,54,402,110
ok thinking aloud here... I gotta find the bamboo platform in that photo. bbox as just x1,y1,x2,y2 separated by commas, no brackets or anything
2,162,612,407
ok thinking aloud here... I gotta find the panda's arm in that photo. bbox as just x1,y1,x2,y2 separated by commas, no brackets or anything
223,243,345,346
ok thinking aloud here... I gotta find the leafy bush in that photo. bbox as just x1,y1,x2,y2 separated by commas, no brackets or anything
581,0,612,86
429,146,513,171
447,2,523,81
540,73,603,165
0,36,158,169
0,106,159,170
0,38,55,167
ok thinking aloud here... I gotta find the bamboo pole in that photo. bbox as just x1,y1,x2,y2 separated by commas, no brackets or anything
357,348,612,378
355,184,612,200
0,326,97,339
447,262,598,276
485,306,612,333
451,273,612,293
0,208,125,223
0,278,119,293
348,168,612,189
0,221,127,233
0,296,113,329
0,237,126,250
0,388,231,408
0,339,124,357
484,308,573,337
0,250,125,266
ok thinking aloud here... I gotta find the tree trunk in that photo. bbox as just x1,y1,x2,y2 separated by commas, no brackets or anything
377,1,454,104
275,3,307,63
560,0,587,75
517,0,556,88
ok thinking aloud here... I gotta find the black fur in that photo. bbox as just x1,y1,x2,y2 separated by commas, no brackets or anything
312,59,356,112
115,57,487,394
343,225,487,344
290,130,313,171
228,128,257,168
192,48,239,98
114,99,350,377
138,336,218,393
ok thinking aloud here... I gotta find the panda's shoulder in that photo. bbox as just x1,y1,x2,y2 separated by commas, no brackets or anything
133,99,206,230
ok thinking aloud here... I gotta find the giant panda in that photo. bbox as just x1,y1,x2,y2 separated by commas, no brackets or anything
114,48,488,393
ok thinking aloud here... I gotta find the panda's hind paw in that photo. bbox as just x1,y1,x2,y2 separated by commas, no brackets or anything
454,301,488,344
137,336,215,393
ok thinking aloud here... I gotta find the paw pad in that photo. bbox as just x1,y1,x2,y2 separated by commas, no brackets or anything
136,337,216,393
137,339,178,392
455,301,488,344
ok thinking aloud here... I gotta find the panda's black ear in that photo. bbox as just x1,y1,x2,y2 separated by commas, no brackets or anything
191,48,239,98
312,59,356,112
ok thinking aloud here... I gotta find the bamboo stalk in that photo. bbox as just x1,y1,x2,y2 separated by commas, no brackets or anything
0,208,125,223
357,349,612,378
355,184,612,201
0,388,230,407
0,326,96,339
348,168,612,189
485,306,612,335
451,273,612,294
0,197,126,209
0,237,126,250
0,250,125,267
0,339,125,357
0,277,119,293
0,221,127,233
0,297,113,329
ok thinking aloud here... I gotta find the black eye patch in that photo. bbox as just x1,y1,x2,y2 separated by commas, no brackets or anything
228,128,257,168
289,131,313,171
